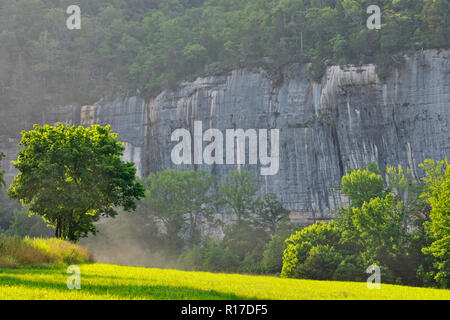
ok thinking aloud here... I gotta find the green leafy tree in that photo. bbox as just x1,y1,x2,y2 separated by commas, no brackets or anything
8,123,145,242
222,222,270,274
420,159,450,288
254,193,290,235
340,164,385,208
0,0,448,111
281,221,343,279
422,0,450,48
386,165,418,230
183,43,208,75
336,163,386,241
220,170,259,222
350,194,405,259
143,169,216,252
338,167,417,284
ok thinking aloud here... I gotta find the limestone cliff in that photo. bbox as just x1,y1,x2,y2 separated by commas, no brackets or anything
1,49,449,224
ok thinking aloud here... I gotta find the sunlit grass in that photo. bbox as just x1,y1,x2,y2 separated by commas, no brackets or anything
0,264,449,300
0,236,93,268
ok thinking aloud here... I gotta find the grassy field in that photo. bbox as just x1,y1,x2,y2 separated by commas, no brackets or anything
0,263,449,300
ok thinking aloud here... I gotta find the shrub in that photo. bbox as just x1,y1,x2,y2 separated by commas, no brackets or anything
0,235,93,268
223,222,270,267
201,240,240,273
262,224,301,274
178,246,203,271
281,222,342,278
297,245,343,280
332,255,365,282
239,255,266,274
262,233,288,274
179,223,272,274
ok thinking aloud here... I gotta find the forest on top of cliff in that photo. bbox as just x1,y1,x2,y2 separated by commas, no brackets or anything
0,0,448,113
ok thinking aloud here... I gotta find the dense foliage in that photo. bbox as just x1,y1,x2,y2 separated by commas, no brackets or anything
420,159,450,288
7,123,145,242
142,169,217,254
282,161,450,289
1,0,448,120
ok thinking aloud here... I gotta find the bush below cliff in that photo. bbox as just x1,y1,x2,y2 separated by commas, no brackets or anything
0,236,93,268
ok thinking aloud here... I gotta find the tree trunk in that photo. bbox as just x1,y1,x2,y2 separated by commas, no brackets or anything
55,219,59,239
55,218,62,239
68,211,76,242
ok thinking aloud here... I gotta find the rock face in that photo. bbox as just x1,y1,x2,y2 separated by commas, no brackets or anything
80,97,147,177
1,49,449,224
146,49,449,223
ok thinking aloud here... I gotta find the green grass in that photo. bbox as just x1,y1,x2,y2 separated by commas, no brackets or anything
0,264,449,300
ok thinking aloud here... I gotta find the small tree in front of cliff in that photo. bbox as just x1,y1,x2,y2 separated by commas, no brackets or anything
253,193,290,236
8,123,145,242
219,170,259,222
142,169,217,253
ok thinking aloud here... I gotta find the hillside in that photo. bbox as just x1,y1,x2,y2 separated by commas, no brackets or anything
0,264,449,300
0,0,448,117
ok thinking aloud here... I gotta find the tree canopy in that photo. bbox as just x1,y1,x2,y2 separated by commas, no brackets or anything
420,159,450,288
254,193,290,235
0,0,448,122
142,169,217,252
339,164,385,208
219,170,259,222
7,123,145,242
283,162,449,288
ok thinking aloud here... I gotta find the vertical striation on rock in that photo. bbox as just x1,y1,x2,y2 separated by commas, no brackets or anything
80,97,147,177
145,49,449,224
0,49,449,224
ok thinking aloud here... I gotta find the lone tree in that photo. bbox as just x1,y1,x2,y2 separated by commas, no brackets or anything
8,123,145,242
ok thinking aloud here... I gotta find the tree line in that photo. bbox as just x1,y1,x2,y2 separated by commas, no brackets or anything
282,161,450,289
0,123,293,274
1,0,448,127
0,124,448,287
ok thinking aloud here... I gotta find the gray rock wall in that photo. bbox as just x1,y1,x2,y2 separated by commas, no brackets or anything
80,97,147,177
1,49,449,224
146,49,449,223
